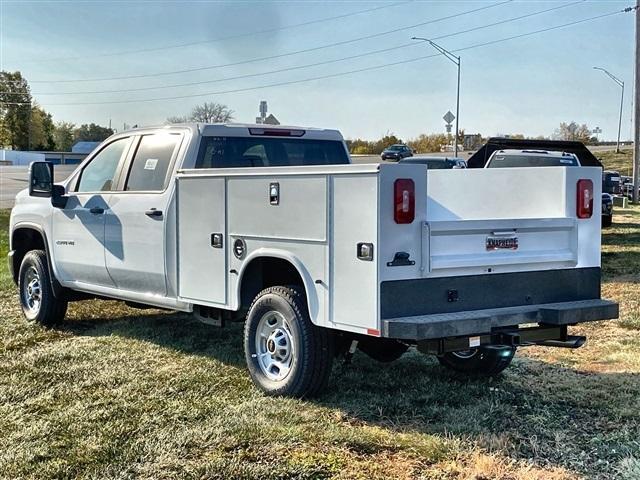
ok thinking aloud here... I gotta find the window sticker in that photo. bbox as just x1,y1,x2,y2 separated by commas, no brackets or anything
560,159,573,164
144,158,158,170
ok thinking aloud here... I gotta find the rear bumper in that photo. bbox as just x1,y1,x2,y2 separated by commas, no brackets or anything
383,298,619,340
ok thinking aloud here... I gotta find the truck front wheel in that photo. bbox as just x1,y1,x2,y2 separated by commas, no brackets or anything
437,347,515,376
18,250,67,327
244,286,333,398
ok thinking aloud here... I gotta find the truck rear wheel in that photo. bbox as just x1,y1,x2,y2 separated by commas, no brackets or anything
18,250,67,327
244,286,333,398
437,347,515,376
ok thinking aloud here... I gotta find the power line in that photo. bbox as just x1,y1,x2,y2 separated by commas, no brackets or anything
20,0,512,84
15,0,413,64
23,0,585,97
38,6,632,107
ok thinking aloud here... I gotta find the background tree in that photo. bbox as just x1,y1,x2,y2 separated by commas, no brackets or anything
29,103,55,150
166,102,234,124
554,122,596,144
165,115,189,124
407,133,449,154
190,102,234,123
0,71,32,150
54,122,75,151
73,123,114,142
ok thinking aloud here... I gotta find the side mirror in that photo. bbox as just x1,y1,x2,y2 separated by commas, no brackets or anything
29,161,53,197
29,161,68,208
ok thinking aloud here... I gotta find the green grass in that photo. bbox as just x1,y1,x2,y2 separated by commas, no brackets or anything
1,207,640,479
597,149,633,176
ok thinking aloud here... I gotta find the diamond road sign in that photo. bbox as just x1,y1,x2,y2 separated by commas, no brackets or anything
443,111,455,124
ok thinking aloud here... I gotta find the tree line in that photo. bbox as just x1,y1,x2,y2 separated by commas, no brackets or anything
346,122,600,155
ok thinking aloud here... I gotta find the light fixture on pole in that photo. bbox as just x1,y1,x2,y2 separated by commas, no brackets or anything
593,66,624,153
412,36,461,157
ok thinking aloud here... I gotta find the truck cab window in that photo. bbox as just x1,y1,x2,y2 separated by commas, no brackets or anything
125,133,181,191
195,137,349,168
77,138,129,192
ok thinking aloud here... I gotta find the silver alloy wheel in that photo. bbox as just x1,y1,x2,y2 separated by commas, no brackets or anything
23,266,42,315
451,349,478,359
255,310,294,381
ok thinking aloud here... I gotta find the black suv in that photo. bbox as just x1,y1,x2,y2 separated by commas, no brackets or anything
381,144,413,161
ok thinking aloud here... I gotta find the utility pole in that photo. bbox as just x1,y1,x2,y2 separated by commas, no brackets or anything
593,67,624,153
411,37,461,157
634,0,640,203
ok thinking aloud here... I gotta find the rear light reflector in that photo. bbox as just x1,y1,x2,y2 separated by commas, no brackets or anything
576,179,593,219
394,178,415,224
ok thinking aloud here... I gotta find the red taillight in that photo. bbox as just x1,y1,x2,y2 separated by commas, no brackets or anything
394,178,415,224
576,179,593,219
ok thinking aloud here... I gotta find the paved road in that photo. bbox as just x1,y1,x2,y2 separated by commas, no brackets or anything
0,145,631,209
0,165,76,209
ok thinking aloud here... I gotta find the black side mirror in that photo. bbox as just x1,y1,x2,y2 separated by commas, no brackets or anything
29,161,53,197
29,161,68,208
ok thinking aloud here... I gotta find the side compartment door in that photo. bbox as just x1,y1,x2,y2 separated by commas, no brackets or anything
176,176,227,305
52,136,132,287
104,132,184,296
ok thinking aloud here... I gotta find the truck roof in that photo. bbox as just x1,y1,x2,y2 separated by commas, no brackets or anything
116,123,345,142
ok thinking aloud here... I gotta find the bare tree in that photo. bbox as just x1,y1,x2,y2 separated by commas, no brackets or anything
190,102,234,123
165,115,189,124
166,102,234,124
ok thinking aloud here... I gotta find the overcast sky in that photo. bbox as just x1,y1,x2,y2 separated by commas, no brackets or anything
1,0,635,141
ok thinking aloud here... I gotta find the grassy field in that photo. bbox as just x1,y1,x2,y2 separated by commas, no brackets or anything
597,149,633,176
1,206,639,480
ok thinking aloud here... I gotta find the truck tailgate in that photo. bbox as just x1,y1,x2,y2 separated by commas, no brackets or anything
424,166,601,276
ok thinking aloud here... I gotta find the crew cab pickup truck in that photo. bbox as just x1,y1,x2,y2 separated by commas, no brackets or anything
10,124,618,397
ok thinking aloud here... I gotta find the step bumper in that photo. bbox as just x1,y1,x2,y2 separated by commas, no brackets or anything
382,299,619,340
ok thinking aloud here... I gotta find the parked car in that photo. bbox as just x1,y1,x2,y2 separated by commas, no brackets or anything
602,193,613,227
602,170,622,195
484,149,613,228
380,144,412,161
621,176,634,199
400,156,467,169
9,124,617,398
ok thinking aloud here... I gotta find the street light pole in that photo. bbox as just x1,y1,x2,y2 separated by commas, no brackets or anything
593,66,624,153
412,37,461,157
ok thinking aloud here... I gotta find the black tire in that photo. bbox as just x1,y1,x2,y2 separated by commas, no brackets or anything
244,286,333,398
358,338,409,363
18,250,68,327
437,347,515,376
602,215,613,228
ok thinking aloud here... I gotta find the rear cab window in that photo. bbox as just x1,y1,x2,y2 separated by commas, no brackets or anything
195,137,349,168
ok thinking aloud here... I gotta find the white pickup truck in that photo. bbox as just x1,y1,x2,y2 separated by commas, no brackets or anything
10,124,618,397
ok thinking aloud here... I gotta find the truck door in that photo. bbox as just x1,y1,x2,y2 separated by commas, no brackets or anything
103,132,184,297
52,137,133,287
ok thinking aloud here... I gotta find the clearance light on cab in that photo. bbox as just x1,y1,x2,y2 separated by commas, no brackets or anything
394,178,415,224
248,128,305,137
576,179,593,219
